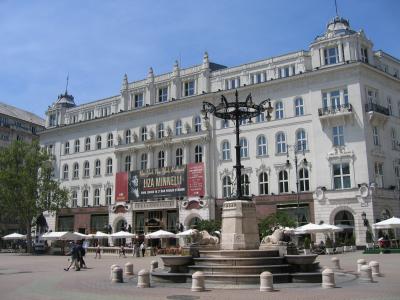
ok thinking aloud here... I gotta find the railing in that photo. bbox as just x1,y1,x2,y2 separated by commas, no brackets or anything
365,103,390,116
318,103,353,116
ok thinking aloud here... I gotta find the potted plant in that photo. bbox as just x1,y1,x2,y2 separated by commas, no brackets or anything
303,237,311,255
325,237,334,255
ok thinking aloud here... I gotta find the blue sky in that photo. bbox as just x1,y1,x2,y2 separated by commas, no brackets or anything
0,0,399,118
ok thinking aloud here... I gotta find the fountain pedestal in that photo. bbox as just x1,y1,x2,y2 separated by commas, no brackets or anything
220,200,260,250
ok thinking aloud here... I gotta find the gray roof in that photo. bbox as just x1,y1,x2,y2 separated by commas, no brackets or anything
0,102,45,126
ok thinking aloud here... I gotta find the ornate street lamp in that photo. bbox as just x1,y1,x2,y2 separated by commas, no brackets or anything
201,90,273,200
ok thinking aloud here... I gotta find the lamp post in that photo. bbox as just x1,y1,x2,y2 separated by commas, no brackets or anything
201,90,273,200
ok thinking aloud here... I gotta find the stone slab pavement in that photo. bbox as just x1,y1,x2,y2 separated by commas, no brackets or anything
0,251,399,300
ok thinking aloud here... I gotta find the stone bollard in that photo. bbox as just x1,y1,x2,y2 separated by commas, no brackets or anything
111,266,123,283
359,265,373,283
369,261,380,277
260,271,274,292
322,268,335,288
150,260,158,272
357,258,367,273
331,257,341,270
110,264,119,280
191,271,205,292
137,269,150,288
124,262,134,276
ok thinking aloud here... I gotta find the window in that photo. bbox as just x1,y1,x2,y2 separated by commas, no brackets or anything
63,164,69,180
158,87,168,102
125,156,131,171
295,97,304,116
367,88,378,104
141,127,147,141
125,129,131,144
106,158,113,174
276,132,286,154
71,191,78,208
251,72,264,84
74,139,80,153
324,46,339,65
82,190,89,207
195,145,203,163
96,136,102,149
343,89,349,105
387,97,392,115
361,47,369,63
107,133,113,147
226,78,240,89
278,170,289,193
106,188,112,205
391,128,397,149
175,120,182,136
95,160,101,176
332,126,344,146
222,176,232,198
221,119,229,129
84,110,94,121
372,126,379,146
275,102,284,119
296,129,307,151
83,161,90,178
100,106,111,117
49,114,57,126
64,142,70,155
158,123,164,139
299,168,310,191
240,138,248,158
333,163,351,189
256,112,265,123
259,172,268,195
73,163,79,179
134,93,144,108
158,151,165,168
176,148,183,166
183,80,195,96
85,137,91,151
278,66,290,78
239,117,248,126
257,135,267,156
241,174,250,196
94,189,100,206
141,153,148,170
375,162,384,188
222,141,231,160
194,116,202,132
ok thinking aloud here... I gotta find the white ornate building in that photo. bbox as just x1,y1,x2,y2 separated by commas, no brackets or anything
40,16,400,245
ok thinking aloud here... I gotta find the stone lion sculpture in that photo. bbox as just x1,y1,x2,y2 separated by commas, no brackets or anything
191,229,219,245
261,228,285,245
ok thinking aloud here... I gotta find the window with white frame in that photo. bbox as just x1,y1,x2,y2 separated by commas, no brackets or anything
296,129,307,151
241,174,250,196
361,47,369,63
84,110,94,121
251,72,265,84
106,158,113,174
176,148,183,166
94,189,100,206
175,120,182,136
125,156,131,172
134,93,144,108
222,176,232,198
107,133,113,147
158,87,168,103
183,80,195,96
367,88,378,104
141,127,147,141
141,153,148,170
275,102,284,119
239,117,248,125
343,89,349,105
299,168,310,191
278,170,289,193
226,78,240,90
333,162,351,189
73,163,79,179
64,142,70,155
158,123,164,139
256,112,264,123
372,126,379,146
332,126,344,146
259,172,268,195
83,161,90,178
278,66,290,78
391,128,397,149
295,97,304,116
63,164,69,180
106,188,112,205
194,116,202,132
85,137,91,151
240,138,248,158
276,132,286,154
221,141,231,160
82,190,89,207
71,191,78,208
375,162,384,188
221,119,229,129
257,135,267,156
324,46,339,65
158,151,165,168
125,129,131,144
74,139,80,153
95,160,101,176
195,145,203,163
96,136,102,149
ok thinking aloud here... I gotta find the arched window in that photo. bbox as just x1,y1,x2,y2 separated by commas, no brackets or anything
222,176,232,198
241,174,250,196
125,156,131,171
276,132,286,154
64,142,70,155
73,162,79,179
278,170,289,193
82,190,89,207
259,172,268,195
296,129,307,151
141,153,148,170
195,145,203,163
158,150,165,168
141,127,147,141
107,133,113,147
295,97,304,116
158,123,164,139
94,160,101,176
106,188,112,205
94,188,100,206
85,137,91,151
240,138,248,158
106,158,113,174
96,135,102,149
194,116,202,132
63,164,69,180
176,148,183,166
71,191,78,208
74,139,80,153
125,129,131,144
175,120,182,136
222,141,231,160
83,161,90,177
257,135,267,156
275,101,284,119
299,168,310,192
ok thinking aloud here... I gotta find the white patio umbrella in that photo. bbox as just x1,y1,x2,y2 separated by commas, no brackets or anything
294,223,331,234
176,229,197,237
2,233,26,240
42,231,83,241
373,217,400,229
145,230,176,239
110,231,136,239
73,232,89,239
92,231,110,239
319,224,344,232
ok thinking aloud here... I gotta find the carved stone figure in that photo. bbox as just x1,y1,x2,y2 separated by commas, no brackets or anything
191,229,220,245
261,228,285,245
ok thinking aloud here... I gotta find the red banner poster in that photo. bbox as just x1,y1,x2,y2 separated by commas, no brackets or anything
187,162,204,197
115,172,128,201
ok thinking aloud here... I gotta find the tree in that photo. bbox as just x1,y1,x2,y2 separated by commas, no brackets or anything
258,211,296,238
195,219,221,234
0,140,69,253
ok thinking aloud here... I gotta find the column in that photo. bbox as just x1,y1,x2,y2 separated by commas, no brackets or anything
165,145,172,167
202,141,209,197
131,150,137,171
147,146,154,169
183,142,190,164
338,42,343,62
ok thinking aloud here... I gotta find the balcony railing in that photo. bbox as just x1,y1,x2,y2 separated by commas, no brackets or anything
318,103,353,116
365,103,389,116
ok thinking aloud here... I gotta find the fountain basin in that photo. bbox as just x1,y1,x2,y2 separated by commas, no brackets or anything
284,254,318,265
160,255,193,273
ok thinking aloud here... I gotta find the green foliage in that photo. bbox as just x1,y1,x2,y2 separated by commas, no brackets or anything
325,237,333,248
258,211,296,238
195,219,221,234
304,236,311,249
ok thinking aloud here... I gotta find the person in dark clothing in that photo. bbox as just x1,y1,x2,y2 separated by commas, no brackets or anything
76,242,87,269
64,242,80,271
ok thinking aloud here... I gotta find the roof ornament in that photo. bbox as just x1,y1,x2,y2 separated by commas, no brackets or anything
65,73,69,95
122,73,128,90
334,0,339,17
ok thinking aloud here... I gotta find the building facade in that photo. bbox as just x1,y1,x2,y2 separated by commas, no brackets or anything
40,16,400,245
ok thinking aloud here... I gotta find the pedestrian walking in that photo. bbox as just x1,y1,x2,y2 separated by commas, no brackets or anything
94,244,101,259
64,242,80,271
77,241,87,269
140,242,146,257
119,245,126,258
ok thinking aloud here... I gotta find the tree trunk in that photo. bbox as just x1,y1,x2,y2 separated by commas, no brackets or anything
26,223,32,254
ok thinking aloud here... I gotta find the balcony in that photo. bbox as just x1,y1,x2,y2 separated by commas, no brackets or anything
318,103,354,126
365,103,389,126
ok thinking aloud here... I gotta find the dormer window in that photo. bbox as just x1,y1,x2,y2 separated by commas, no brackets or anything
225,78,240,90
324,46,339,65
49,114,57,127
134,93,144,108
158,87,168,103
361,47,369,63
183,80,195,97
